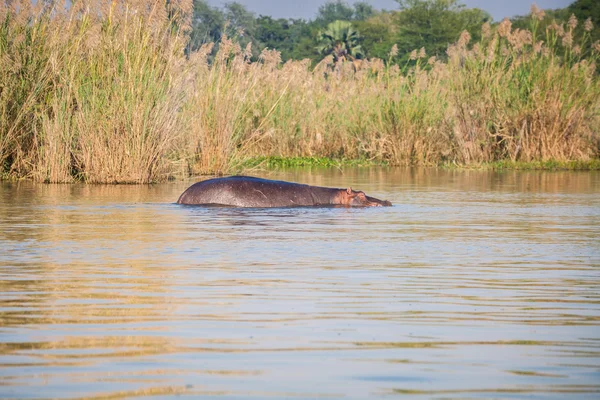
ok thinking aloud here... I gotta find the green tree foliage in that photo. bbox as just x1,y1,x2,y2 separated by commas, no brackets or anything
353,2,377,21
187,0,591,66
189,1,260,57
354,13,397,60
510,0,598,61
315,1,378,26
568,0,600,43
189,0,225,51
312,1,378,61
569,0,600,21
510,5,568,33
316,20,364,61
315,1,355,26
512,0,599,39
255,16,292,52
255,17,318,61
392,0,490,62
223,2,257,49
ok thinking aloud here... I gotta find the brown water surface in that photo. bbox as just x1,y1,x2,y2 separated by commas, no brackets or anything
1,169,599,399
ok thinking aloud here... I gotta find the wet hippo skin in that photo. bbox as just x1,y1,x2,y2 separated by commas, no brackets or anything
177,176,392,208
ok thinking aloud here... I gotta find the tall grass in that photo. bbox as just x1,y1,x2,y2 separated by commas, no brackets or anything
0,1,598,183
0,0,191,183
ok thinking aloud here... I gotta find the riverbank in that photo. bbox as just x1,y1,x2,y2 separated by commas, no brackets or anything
441,159,600,171
239,157,600,171
1,2,598,183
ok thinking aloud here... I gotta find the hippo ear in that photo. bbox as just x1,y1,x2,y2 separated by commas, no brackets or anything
346,187,353,195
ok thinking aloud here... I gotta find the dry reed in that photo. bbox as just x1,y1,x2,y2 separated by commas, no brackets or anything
0,1,598,182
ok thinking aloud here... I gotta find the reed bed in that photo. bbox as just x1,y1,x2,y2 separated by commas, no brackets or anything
0,1,598,183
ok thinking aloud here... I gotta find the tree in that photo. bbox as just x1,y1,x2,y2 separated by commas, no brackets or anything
392,0,490,62
567,0,599,43
189,0,225,51
287,23,323,62
223,2,256,44
315,1,355,26
510,0,599,60
255,17,316,61
255,16,289,49
354,13,397,59
353,2,377,21
186,0,501,64
315,1,378,25
316,20,364,61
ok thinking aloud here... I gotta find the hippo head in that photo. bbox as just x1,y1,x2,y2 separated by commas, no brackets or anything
340,188,392,207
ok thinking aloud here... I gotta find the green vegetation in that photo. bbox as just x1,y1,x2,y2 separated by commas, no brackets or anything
488,160,600,171
443,160,600,171
316,20,363,61
382,0,491,63
0,0,599,183
238,157,387,169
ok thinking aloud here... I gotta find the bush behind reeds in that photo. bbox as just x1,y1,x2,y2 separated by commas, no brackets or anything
0,1,598,183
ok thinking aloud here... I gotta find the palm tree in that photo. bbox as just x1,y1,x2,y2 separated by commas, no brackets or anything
316,20,364,62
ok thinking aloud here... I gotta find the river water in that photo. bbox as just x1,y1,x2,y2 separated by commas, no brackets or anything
1,168,599,399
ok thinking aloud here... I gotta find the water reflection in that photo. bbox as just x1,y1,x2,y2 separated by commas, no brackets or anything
1,168,599,399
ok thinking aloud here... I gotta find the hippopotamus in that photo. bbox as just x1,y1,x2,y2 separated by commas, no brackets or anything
177,176,392,208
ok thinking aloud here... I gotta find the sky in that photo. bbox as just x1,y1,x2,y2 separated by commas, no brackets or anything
207,0,575,22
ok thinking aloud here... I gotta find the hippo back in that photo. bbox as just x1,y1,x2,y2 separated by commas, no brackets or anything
177,176,332,207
